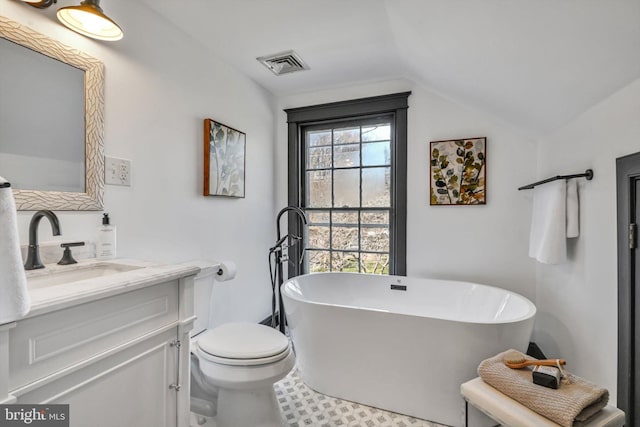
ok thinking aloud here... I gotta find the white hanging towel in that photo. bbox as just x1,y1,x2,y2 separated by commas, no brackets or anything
529,180,567,264
0,176,30,324
566,179,579,238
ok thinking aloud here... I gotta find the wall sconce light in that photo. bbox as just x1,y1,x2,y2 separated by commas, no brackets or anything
57,0,123,41
19,0,123,41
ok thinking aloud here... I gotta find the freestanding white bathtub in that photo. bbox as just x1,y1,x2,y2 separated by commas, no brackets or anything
281,272,536,427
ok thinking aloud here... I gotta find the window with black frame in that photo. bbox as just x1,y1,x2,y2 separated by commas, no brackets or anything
285,92,409,277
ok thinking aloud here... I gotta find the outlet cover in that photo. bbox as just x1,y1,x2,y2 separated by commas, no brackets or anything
105,156,131,186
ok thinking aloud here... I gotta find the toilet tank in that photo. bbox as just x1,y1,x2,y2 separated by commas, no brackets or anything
183,260,219,336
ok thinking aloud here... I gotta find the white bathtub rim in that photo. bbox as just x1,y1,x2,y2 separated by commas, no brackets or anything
282,272,537,325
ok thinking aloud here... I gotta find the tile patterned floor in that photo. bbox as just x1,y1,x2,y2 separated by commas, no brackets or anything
273,369,450,427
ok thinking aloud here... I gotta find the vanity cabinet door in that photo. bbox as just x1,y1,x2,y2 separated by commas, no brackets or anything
9,281,180,391
15,327,179,427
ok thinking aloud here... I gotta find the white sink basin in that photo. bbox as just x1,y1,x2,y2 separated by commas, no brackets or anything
27,263,143,290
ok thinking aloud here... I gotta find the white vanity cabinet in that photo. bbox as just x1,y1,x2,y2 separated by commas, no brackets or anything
0,261,198,427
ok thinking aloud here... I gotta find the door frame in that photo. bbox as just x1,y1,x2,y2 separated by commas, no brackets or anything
617,152,640,426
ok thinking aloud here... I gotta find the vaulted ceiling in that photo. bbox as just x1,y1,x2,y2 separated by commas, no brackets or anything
141,0,640,137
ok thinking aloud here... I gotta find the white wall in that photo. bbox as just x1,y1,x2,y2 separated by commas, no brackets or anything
276,79,538,301
1,0,278,326
534,77,640,403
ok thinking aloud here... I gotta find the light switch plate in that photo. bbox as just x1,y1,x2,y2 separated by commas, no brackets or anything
105,156,131,186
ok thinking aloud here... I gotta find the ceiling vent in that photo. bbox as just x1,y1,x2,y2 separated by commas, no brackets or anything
256,50,310,76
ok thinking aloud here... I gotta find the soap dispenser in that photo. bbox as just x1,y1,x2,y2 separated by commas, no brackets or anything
96,213,116,260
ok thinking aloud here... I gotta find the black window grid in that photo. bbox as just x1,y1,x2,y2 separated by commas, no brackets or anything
303,120,392,274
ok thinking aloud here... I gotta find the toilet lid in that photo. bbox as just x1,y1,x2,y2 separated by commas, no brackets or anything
197,322,289,359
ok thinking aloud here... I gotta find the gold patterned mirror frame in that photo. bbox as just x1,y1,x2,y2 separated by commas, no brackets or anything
0,16,104,211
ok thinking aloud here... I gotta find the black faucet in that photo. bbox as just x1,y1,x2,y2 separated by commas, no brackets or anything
24,210,61,270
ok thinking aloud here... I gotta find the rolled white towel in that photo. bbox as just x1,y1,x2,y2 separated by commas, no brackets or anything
0,176,30,324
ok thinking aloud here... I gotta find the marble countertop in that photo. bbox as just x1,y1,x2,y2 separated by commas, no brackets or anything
25,259,200,318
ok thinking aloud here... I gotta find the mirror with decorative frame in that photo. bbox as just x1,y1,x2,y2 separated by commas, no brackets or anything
0,16,104,211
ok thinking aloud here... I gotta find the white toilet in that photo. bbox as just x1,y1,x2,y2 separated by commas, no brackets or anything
188,261,295,427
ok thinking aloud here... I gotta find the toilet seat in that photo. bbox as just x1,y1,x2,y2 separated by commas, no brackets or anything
197,345,291,366
196,322,291,366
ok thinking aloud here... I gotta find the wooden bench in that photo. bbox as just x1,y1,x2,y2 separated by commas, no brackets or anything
461,377,625,427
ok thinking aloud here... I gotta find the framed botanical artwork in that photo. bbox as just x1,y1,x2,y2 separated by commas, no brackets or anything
204,119,246,198
430,137,486,205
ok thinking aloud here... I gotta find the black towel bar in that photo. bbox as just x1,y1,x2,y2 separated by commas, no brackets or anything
518,169,593,191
